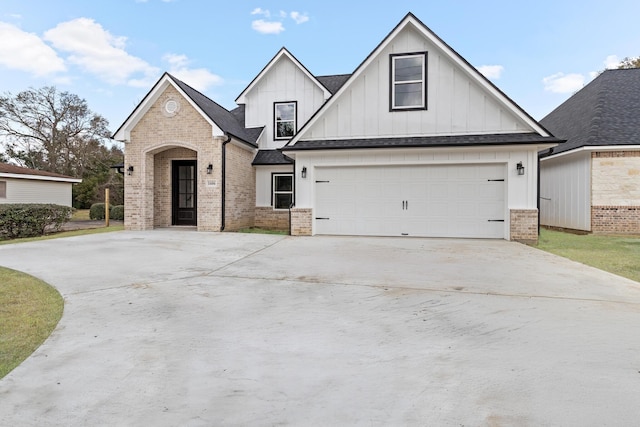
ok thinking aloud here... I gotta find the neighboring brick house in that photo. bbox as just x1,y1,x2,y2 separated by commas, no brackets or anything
0,163,81,207
540,69,640,234
114,13,560,242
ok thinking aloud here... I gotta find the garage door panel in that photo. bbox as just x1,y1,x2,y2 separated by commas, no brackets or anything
315,164,506,238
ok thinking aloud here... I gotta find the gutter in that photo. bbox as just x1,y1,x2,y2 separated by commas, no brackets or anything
220,134,232,231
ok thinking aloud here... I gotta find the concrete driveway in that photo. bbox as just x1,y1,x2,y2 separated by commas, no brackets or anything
1,230,640,426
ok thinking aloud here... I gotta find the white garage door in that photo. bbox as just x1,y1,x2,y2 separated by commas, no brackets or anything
314,164,506,238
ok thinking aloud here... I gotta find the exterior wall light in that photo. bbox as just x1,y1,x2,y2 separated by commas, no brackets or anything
516,162,525,176
207,163,213,174
127,165,134,176
301,166,307,178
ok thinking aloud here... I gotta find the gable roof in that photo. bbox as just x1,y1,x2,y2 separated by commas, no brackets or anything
316,74,351,94
0,163,81,183
235,47,332,104
284,12,553,149
540,68,640,157
113,73,261,146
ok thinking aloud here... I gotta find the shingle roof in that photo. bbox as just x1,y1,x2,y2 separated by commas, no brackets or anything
252,150,293,165
0,163,79,180
316,74,351,94
169,74,261,146
281,133,562,151
540,68,640,156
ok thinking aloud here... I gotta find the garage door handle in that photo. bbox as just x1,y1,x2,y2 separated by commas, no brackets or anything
487,179,505,182
488,219,505,222
315,217,330,220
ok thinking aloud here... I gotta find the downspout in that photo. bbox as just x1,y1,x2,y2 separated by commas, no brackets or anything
289,157,296,236
220,134,232,231
537,155,541,236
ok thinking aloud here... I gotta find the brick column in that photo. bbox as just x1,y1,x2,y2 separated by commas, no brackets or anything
290,208,312,236
510,209,538,244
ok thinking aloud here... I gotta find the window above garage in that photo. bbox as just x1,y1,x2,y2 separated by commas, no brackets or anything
274,101,297,140
390,52,427,111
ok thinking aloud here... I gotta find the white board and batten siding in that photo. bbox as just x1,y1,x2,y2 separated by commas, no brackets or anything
0,177,75,207
242,56,328,150
301,25,532,141
540,152,591,231
255,165,294,207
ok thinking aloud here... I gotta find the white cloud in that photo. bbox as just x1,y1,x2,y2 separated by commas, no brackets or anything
478,65,503,79
542,72,585,93
290,11,309,24
251,19,285,34
251,8,270,17
44,18,159,87
604,54,619,69
0,22,65,76
163,53,223,91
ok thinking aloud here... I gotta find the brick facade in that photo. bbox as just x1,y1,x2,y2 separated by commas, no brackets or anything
590,150,640,234
290,208,312,236
223,142,256,231
124,84,254,232
592,206,640,234
255,207,290,231
510,209,538,244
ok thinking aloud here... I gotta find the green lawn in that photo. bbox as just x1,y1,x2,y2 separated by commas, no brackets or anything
0,267,63,379
535,228,640,283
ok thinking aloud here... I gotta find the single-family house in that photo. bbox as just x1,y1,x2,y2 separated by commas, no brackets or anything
0,163,81,207
540,68,640,234
114,13,560,243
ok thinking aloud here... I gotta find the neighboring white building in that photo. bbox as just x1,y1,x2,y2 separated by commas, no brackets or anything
115,13,561,243
0,163,81,207
540,69,640,234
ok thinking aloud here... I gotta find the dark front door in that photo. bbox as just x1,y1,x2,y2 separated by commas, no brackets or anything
172,160,197,226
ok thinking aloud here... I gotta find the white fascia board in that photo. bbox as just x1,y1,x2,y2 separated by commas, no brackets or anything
287,15,548,147
0,173,82,183
235,48,331,104
113,74,221,141
540,145,640,161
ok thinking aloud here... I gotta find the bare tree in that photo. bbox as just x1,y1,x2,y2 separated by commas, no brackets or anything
0,86,111,177
618,56,640,69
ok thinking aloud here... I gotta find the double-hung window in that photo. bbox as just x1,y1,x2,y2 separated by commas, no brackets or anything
390,53,427,110
274,101,297,139
272,174,293,209
0,181,5,199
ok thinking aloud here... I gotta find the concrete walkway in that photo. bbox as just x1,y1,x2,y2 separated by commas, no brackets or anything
1,230,639,426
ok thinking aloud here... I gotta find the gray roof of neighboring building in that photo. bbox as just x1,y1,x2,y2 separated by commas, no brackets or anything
169,74,261,146
540,68,640,157
0,163,80,180
282,133,562,151
252,150,293,165
316,74,351,94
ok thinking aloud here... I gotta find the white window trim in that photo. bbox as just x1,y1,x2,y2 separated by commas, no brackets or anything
274,101,297,140
272,173,294,210
391,53,427,110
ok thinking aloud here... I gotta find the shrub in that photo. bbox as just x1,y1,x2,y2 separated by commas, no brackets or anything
0,204,73,239
110,205,124,221
89,203,105,220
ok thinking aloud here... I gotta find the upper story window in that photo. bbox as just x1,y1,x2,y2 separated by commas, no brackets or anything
390,53,427,110
274,101,297,139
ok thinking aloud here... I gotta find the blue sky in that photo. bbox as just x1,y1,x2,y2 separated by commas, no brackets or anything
1,0,639,135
